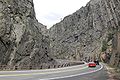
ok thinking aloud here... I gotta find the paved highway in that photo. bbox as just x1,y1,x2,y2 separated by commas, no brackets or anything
0,63,109,80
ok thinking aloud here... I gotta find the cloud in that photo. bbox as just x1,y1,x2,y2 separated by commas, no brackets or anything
44,13,63,21
33,0,90,28
39,13,63,27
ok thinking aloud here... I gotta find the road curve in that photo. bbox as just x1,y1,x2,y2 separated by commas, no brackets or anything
54,64,109,80
0,63,107,80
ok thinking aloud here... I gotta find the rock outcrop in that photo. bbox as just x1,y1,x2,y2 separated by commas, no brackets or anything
49,0,120,65
108,0,120,68
110,32,120,67
0,0,55,69
0,0,120,69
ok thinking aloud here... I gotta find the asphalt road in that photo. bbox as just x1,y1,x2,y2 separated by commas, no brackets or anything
0,63,109,80
56,65,109,80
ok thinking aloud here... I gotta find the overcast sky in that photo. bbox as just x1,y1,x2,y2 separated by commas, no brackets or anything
33,0,90,28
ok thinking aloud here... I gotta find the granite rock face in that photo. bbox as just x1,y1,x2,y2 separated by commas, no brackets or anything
49,0,120,63
109,0,120,68
110,32,120,68
0,0,55,69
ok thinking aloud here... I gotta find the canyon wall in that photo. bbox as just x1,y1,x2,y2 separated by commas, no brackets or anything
49,0,120,67
0,0,55,69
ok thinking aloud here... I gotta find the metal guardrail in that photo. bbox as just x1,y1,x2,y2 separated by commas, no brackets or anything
0,61,84,71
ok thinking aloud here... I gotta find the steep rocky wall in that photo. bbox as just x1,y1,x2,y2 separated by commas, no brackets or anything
98,0,120,68
0,0,55,69
110,32,120,68
110,0,120,68
49,0,120,62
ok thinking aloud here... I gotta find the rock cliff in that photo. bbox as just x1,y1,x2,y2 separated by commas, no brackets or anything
108,0,120,68
0,0,120,69
0,0,55,69
49,0,120,66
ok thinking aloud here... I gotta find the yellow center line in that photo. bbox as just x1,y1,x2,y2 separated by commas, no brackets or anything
0,66,88,77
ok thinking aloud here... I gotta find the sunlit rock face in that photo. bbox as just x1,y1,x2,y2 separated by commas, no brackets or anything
0,0,55,69
108,0,120,68
49,0,120,64
110,32,120,68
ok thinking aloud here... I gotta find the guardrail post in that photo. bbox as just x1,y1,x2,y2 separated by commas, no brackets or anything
15,66,18,70
48,65,50,69
58,65,59,68
53,65,55,68
29,66,32,70
40,65,42,69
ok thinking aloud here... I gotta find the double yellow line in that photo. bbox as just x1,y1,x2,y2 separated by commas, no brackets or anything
0,66,88,77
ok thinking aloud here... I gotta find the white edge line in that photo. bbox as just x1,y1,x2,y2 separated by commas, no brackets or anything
41,63,103,80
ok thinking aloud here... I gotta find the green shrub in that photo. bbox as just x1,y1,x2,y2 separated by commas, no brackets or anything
101,40,108,52
107,33,113,42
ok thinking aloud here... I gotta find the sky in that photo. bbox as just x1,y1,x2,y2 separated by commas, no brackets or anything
33,0,90,28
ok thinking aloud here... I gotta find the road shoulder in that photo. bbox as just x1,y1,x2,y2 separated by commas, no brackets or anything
104,63,120,80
